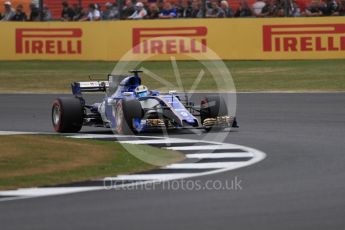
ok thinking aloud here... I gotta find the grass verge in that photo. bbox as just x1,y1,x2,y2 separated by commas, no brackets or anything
0,135,184,190
0,60,344,93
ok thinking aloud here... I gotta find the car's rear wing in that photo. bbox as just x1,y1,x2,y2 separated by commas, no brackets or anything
71,75,128,96
71,81,109,95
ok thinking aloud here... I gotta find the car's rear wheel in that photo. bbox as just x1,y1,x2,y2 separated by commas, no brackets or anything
115,99,143,134
200,95,228,132
52,97,84,133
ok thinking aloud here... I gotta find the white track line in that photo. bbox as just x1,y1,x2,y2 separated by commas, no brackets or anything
105,173,196,181
119,139,212,145
164,162,249,169
0,131,38,135
166,144,246,151
0,187,102,197
185,153,254,158
69,134,164,139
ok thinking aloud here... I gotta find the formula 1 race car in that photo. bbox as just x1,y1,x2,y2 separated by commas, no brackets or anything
51,70,238,134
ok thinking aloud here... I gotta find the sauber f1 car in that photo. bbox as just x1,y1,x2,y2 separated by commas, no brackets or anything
51,70,238,134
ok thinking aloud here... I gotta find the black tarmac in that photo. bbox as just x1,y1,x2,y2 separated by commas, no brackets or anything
0,93,344,230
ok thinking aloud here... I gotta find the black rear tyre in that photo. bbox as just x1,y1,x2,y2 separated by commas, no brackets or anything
52,97,84,133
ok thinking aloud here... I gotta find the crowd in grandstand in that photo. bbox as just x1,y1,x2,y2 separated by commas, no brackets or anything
0,1,52,21
1,0,345,21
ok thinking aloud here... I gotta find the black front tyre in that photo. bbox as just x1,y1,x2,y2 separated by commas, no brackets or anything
115,99,143,134
200,95,228,132
52,97,84,133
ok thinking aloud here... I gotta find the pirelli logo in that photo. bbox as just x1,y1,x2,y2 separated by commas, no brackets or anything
263,24,345,52
132,27,207,54
16,28,82,54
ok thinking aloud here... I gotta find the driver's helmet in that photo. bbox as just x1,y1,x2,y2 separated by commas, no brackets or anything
135,85,148,97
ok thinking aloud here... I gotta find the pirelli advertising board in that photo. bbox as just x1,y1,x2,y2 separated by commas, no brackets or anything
1,17,345,61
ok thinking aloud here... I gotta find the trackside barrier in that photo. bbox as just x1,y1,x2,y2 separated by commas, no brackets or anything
1,17,345,61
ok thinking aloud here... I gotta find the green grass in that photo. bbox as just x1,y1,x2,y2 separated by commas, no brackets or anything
0,135,184,190
0,60,344,92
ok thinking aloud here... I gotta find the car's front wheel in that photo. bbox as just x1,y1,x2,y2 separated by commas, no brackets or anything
115,99,143,134
51,97,84,133
200,95,228,132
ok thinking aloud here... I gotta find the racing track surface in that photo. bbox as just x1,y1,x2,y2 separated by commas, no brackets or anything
0,93,345,230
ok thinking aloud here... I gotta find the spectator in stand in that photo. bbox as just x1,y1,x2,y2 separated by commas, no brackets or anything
235,0,254,17
159,2,177,18
128,2,147,19
139,0,149,9
169,0,180,11
95,3,103,18
289,0,301,16
43,5,52,21
103,2,118,19
103,2,111,19
322,0,339,15
29,3,40,21
252,0,266,16
177,0,193,18
61,1,75,21
274,0,286,16
80,3,101,21
259,0,273,16
112,0,120,17
259,0,281,16
191,0,203,18
145,3,160,18
305,0,324,16
95,3,101,11
294,0,306,14
335,0,345,15
261,0,283,16
11,4,27,21
220,0,233,17
206,0,225,17
1,1,15,21
112,0,119,13
122,0,135,18
72,3,85,21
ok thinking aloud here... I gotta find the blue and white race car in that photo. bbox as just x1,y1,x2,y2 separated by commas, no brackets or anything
51,70,238,134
